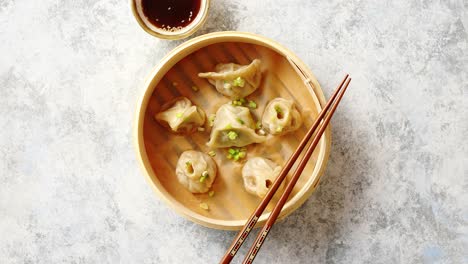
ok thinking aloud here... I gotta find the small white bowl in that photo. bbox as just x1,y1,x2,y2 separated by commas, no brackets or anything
130,0,210,40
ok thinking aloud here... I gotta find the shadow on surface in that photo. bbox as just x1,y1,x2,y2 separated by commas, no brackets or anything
248,110,376,263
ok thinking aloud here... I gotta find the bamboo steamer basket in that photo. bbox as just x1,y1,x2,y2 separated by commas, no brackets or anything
134,31,331,230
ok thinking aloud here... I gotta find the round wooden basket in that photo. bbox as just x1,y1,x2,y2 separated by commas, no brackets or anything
134,31,331,230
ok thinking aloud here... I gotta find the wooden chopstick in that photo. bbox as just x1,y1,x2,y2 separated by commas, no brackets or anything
241,76,351,263
220,75,351,264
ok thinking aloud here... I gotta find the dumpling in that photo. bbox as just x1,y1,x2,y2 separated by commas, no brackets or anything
155,97,205,134
261,98,302,135
176,150,217,193
198,59,262,99
207,103,266,148
242,157,283,198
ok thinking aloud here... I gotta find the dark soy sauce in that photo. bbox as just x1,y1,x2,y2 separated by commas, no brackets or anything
141,0,201,31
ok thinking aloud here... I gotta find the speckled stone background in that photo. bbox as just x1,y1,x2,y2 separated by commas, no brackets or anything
1,0,467,263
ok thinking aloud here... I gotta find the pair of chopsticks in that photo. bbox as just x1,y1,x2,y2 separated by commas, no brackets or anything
220,74,352,264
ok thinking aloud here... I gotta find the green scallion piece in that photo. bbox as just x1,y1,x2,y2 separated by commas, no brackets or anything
199,202,209,210
232,77,245,87
226,147,247,161
274,105,282,113
227,131,238,140
228,148,236,155
256,121,262,130
208,114,216,126
238,151,246,158
199,171,209,183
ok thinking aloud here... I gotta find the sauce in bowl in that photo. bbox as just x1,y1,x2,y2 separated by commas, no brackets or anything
141,0,201,32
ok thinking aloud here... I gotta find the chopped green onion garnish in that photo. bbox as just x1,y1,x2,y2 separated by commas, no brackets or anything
208,150,216,157
232,77,245,87
228,148,236,155
276,126,283,133
238,151,246,158
199,171,209,183
208,114,216,126
225,124,232,129
191,86,199,91
274,105,282,113
227,131,238,140
256,121,262,130
232,99,243,106
208,190,215,197
232,98,253,107
226,147,247,161
236,118,245,125
199,202,209,210
176,112,183,118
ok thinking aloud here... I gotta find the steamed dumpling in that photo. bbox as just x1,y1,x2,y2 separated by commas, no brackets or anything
262,98,302,135
198,59,262,99
155,97,205,134
207,104,266,148
176,150,217,193
242,157,283,198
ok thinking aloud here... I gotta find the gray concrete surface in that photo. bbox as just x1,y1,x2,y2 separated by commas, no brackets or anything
1,0,467,263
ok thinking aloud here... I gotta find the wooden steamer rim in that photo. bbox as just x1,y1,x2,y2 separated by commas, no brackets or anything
133,31,331,230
